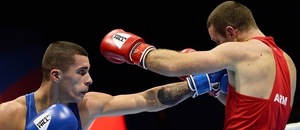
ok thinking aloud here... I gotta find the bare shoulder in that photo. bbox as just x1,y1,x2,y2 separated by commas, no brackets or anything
215,40,264,54
211,41,248,57
210,40,269,70
0,96,27,129
82,92,113,105
0,96,27,116
210,41,250,66
78,92,114,127
78,92,113,113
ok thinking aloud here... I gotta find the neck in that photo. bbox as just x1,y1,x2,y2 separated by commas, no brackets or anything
34,81,63,112
237,28,265,42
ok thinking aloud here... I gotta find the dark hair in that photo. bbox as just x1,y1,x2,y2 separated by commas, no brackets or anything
207,1,258,37
42,41,88,79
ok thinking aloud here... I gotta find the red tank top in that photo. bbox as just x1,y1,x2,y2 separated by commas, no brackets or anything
224,37,292,130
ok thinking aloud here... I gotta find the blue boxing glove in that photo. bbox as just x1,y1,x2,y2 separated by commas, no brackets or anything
220,73,228,94
186,69,228,98
25,104,78,130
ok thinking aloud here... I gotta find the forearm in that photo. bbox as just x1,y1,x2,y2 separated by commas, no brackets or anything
146,81,193,112
157,81,193,106
145,49,191,76
100,29,207,76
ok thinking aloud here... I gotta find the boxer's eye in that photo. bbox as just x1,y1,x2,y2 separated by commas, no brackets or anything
78,70,86,75
77,67,88,76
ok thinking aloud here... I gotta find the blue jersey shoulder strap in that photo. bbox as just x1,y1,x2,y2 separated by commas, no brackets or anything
68,103,82,130
25,92,37,126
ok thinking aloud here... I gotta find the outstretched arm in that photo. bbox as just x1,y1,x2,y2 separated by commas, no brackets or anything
79,80,193,126
102,81,193,116
100,29,232,76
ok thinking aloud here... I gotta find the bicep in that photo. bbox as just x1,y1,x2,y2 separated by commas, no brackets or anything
82,92,148,117
187,49,232,74
171,45,236,75
147,49,227,76
101,93,149,116
197,44,242,72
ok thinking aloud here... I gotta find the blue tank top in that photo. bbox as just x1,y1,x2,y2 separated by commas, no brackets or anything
25,92,82,130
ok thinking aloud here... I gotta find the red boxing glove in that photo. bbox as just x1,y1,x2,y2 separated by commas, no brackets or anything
178,48,196,80
100,29,156,69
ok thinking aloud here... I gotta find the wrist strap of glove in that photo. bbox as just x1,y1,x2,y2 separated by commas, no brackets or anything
130,42,156,69
220,74,228,94
208,82,221,97
186,74,210,98
187,74,221,98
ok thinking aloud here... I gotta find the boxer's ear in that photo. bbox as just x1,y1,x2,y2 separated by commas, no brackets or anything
51,69,61,82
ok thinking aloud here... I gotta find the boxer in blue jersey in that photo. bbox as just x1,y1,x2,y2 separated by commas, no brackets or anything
0,41,227,129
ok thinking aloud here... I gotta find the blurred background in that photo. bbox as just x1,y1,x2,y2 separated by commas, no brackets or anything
0,0,298,130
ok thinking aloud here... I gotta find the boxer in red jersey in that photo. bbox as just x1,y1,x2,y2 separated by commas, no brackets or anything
101,1,297,129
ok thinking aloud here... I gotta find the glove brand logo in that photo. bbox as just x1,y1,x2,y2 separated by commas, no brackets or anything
33,113,51,130
113,33,130,49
